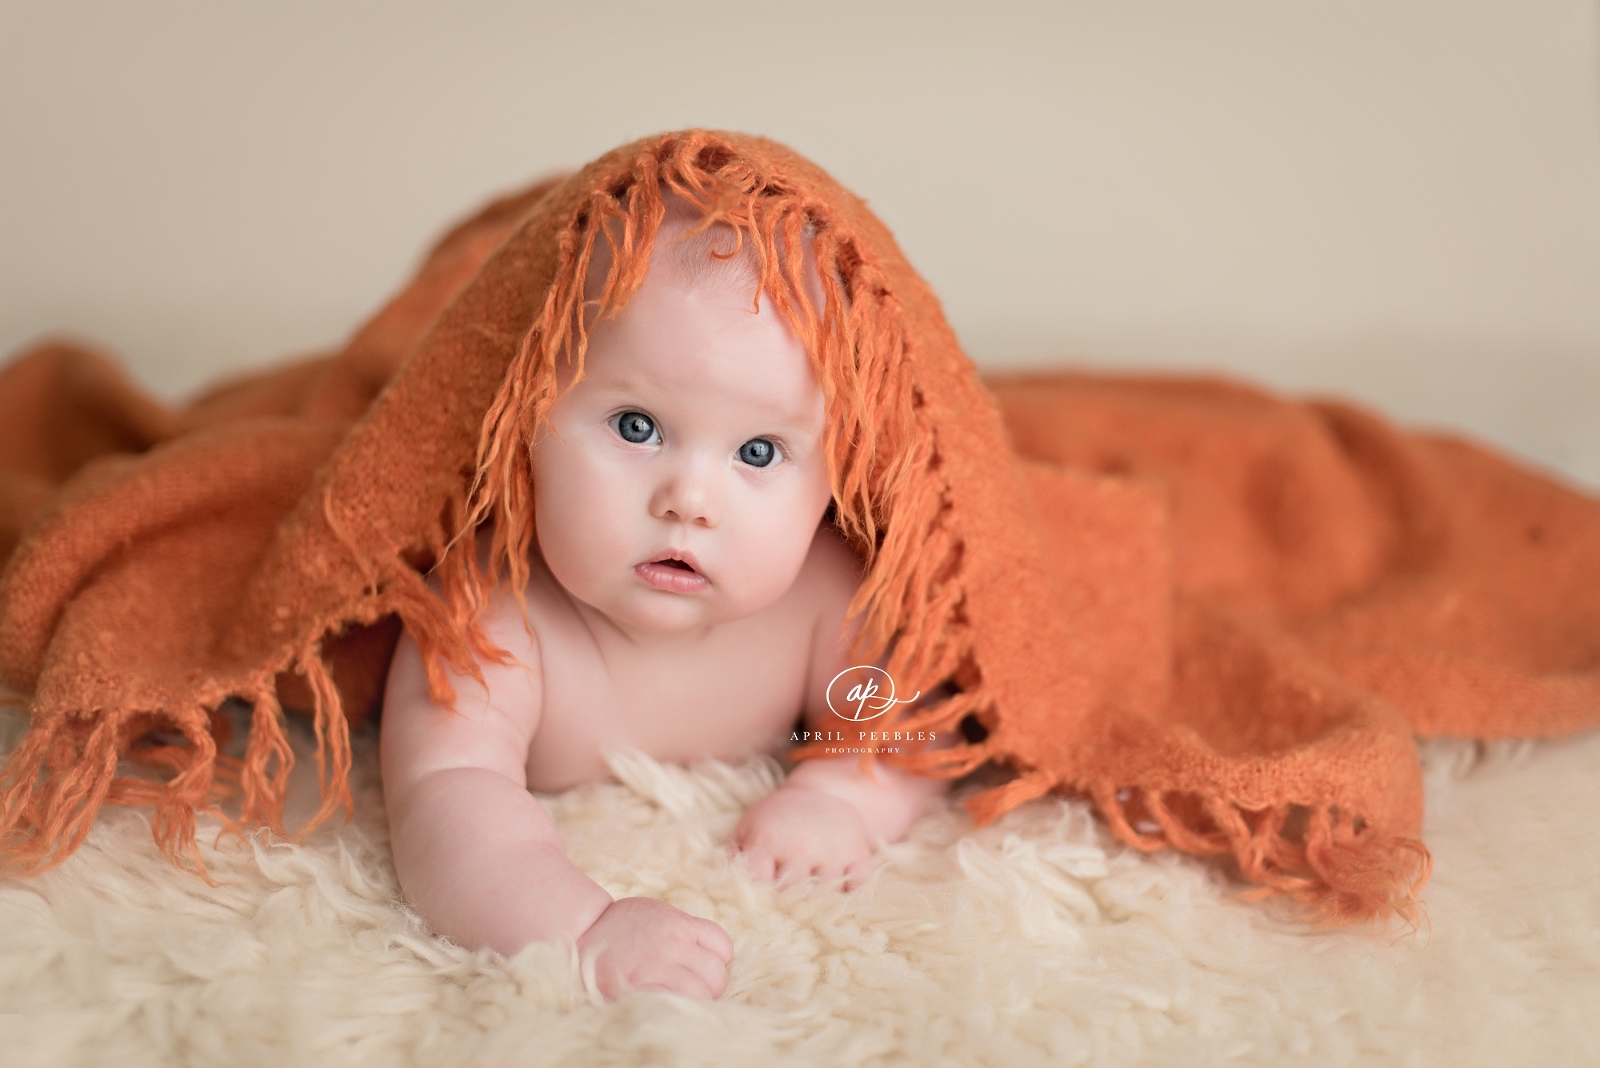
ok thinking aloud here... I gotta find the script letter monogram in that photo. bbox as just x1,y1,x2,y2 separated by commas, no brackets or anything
825,666,921,722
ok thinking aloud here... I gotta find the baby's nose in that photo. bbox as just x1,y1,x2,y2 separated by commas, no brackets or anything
649,460,719,527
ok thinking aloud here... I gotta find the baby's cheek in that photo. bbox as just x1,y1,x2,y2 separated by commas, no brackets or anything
533,459,636,596
721,497,823,609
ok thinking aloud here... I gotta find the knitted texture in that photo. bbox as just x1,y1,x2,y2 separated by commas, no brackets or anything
3,131,1598,924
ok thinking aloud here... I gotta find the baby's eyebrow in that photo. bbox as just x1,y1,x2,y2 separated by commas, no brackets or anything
581,371,650,393
751,410,823,436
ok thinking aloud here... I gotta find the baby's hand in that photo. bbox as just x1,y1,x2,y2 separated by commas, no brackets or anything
729,784,875,889
575,897,734,1000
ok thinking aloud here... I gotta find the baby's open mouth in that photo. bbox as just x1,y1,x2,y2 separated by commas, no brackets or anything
635,551,708,593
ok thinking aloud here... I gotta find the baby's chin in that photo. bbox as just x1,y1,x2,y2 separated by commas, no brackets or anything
584,585,774,638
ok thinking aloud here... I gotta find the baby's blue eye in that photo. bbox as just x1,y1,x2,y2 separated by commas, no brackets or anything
739,438,776,467
613,411,659,444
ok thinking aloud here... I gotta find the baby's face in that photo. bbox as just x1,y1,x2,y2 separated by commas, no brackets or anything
530,231,832,637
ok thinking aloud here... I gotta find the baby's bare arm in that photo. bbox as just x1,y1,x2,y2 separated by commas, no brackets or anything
729,532,952,883
731,747,951,887
781,746,952,843
380,621,613,955
381,596,733,997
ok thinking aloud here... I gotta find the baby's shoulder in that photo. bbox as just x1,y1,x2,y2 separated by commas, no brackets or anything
474,555,569,654
434,533,557,676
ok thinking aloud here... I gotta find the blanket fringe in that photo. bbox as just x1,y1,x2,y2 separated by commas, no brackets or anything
236,683,294,837
0,701,228,879
1086,781,1430,927
938,769,1431,927
0,712,115,873
296,642,355,834
963,767,1058,822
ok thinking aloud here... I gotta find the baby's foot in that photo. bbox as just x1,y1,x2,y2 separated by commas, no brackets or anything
729,783,874,889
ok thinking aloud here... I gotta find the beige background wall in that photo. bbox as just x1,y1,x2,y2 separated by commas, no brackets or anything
3,0,1598,484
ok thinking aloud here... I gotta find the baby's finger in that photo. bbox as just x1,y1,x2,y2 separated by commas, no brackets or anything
680,943,730,997
651,962,715,1000
773,856,813,885
843,855,872,891
737,844,777,882
693,917,735,962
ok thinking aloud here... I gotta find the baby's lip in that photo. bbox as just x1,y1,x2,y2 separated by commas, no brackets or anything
640,548,703,574
634,549,710,593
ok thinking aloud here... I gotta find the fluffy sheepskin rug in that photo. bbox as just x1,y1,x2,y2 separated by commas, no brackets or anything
1,705,1596,1067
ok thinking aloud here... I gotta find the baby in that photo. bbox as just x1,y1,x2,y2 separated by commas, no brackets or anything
379,196,950,1000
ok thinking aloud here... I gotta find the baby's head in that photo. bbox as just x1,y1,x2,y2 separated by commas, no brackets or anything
448,141,940,685
527,197,834,636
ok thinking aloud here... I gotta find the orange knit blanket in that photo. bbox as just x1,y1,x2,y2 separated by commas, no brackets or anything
3,131,1598,924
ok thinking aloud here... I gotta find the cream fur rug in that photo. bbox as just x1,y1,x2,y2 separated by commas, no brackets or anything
1,704,1596,1067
